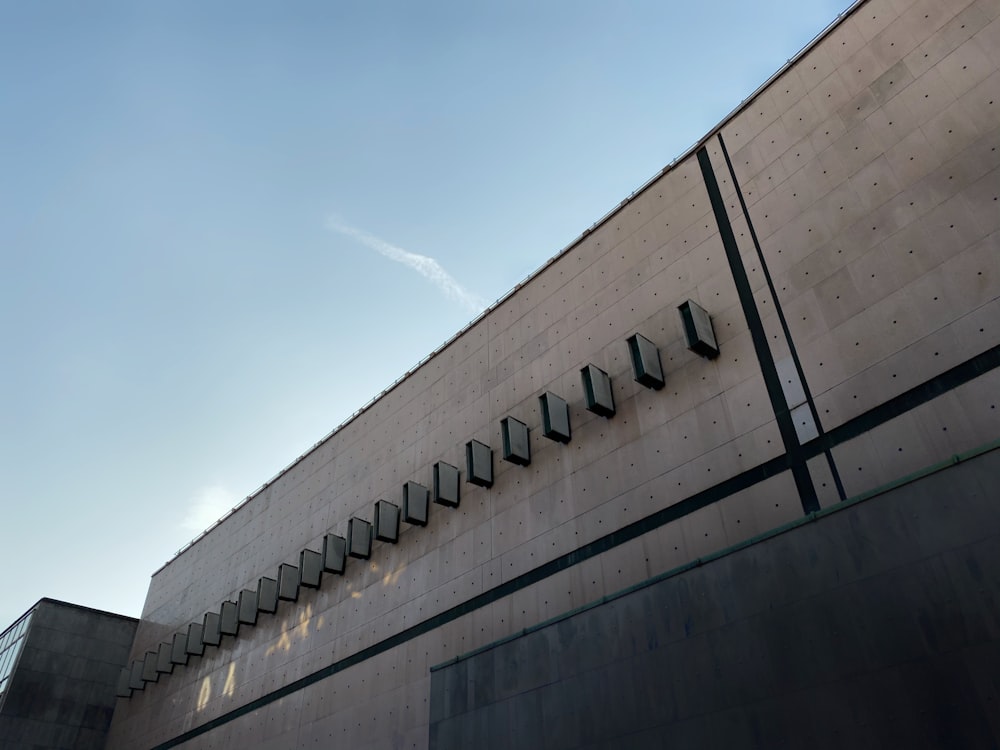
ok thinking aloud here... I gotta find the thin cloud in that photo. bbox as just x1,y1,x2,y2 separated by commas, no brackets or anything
327,218,488,314
181,485,237,534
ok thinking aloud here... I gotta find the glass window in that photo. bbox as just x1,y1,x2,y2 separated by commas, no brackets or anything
0,606,34,713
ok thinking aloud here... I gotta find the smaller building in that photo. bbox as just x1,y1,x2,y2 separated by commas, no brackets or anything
0,599,137,750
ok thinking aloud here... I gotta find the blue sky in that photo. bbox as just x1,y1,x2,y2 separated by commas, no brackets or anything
0,0,847,629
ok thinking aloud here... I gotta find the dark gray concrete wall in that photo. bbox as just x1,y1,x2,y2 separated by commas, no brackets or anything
0,601,137,750
430,448,1000,750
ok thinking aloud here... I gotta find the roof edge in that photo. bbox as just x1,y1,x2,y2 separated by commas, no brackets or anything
154,0,866,576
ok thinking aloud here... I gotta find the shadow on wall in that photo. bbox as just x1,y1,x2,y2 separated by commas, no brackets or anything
428,447,1000,748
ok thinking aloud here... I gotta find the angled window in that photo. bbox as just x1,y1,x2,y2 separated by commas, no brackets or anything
257,576,278,614
348,518,373,559
540,392,571,443
679,300,719,359
129,659,146,690
375,500,400,543
627,333,665,390
237,589,258,626
155,642,174,674
323,534,347,574
581,364,615,417
300,549,323,589
116,667,132,698
466,440,493,488
202,611,222,647
220,601,239,636
185,622,204,656
170,632,189,665
501,416,531,465
402,481,429,526
141,651,159,682
433,462,461,507
278,563,300,602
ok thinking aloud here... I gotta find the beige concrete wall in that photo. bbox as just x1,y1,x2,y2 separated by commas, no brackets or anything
720,0,999,464
106,0,1000,746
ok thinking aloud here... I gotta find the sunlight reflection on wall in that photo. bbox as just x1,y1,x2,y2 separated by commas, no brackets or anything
190,555,412,716
196,676,211,712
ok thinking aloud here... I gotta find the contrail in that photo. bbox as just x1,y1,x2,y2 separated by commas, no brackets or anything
327,218,488,315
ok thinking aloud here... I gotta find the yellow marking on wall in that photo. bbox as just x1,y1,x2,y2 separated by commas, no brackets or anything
222,662,237,698
264,602,315,657
196,676,212,712
266,628,292,658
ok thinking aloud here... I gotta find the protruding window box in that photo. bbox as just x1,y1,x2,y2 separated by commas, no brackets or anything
257,576,278,614
348,518,373,559
540,392,571,443
170,631,189,666
402,481,429,526
627,333,665,390
375,501,400,543
323,534,347,573
141,651,159,682
202,611,222,647
129,660,146,690
155,642,174,674
466,440,493,488
220,600,239,636
299,549,323,588
679,300,719,359
185,622,204,656
434,462,460,507
278,563,299,602
501,416,531,465
581,364,615,418
238,589,258,625
116,667,132,698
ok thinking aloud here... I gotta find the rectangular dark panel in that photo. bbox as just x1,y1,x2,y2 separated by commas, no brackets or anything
278,563,300,602
220,600,239,636
128,659,145,690
185,622,204,656
581,364,616,418
501,416,531,465
257,577,278,614
434,462,461,507
375,500,400,543
141,651,159,682
679,300,719,359
348,518,373,559
323,534,347,573
627,333,665,390
238,589,258,625
116,666,132,698
300,549,323,588
466,439,493,488
155,641,174,674
403,481,429,526
202,611,222,647
539,392,571,443
170,631,189,665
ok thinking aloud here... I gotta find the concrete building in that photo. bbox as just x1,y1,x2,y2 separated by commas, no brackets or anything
105,0,1000,747
0,599,138,750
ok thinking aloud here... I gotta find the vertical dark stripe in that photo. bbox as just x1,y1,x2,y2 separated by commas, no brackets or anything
716,133,847,502
696,146,820,513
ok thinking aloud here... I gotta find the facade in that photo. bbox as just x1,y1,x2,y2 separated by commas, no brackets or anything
106,0,1000,747
0,599,138,750
429,446,1000,748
